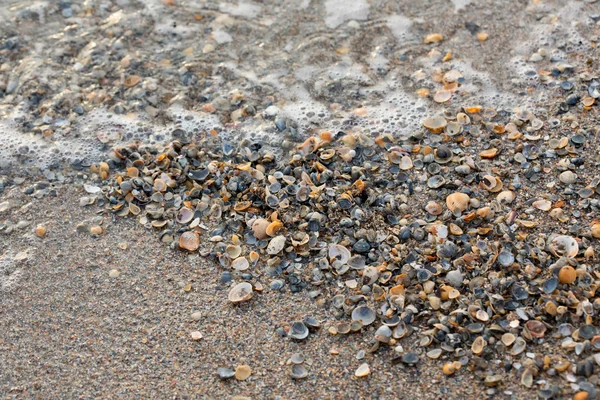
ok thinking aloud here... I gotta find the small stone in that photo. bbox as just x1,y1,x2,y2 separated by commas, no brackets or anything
217,368,235,380
192,312,202,321
90,225,103,235
109,269,120,278
34,225,47,237
190,331,203,341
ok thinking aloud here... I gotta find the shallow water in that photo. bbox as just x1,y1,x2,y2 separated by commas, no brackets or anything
0,0,596,171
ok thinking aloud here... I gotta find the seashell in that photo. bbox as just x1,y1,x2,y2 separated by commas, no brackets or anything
427,349,442,359
558,265,577,284
511,337,526,355
228,282,253,303
427,175,446,189
361,266,379,286
226,244,242,259
446,192,470,213
559,170,577,185
480,148,498,159
548,235,579,258
329,244,351,266
290,364,308,379
235,364,252,380
479,175,498,191
289,321,309,340
592,223,600,238
422,116,447,133
231,257,250,271
434,90,452,103
501,333,515,346
497,190,515,204
252,218,270,240
434,146,453,164
399,156,413,170
267,235,286,255
525,320,546,338
355,363,371,377
445,121,462,136
426,201,443,215
348,255,366,270
352,306,376,326
471,336,487,355
442,363,456,375
533,200,552,211
179,231,200,251
375,325,392,343
266,220,283,237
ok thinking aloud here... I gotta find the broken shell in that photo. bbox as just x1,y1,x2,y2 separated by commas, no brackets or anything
548,235,579,258
228,282,253,303
424,33,443,43
266,220,284,237
426,201,443,215
329,244,351,266
355,363,371,377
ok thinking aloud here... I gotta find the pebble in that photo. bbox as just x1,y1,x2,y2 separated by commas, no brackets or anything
109,269,120,278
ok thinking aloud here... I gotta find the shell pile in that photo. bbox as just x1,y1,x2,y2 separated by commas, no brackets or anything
87,106,600,393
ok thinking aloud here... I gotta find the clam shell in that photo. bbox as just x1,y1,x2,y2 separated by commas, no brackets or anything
289,321,309,340
446,192,470,213
548,235,579,258
176,207,194,224
351,306,376,326
267,235,286,255
179,231,200,251
252,218,270,239
328,244,351,266
228,282,253,303
231,257,250,271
